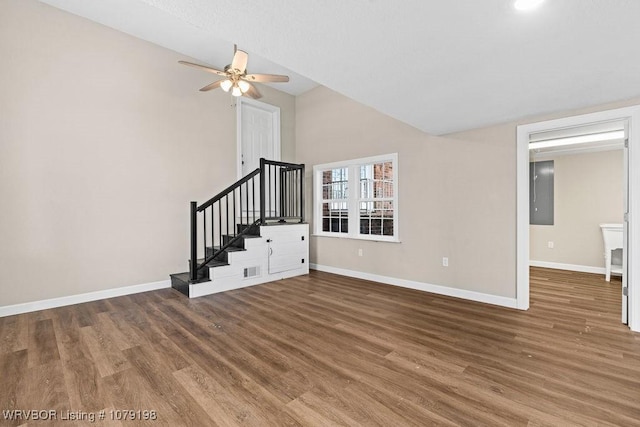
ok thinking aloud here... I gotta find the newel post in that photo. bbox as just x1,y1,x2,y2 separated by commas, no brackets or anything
259,158,266,225
189,201,198,282
299,164,305,223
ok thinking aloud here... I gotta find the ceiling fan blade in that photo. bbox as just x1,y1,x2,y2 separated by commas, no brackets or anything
178,61,227,77
244,83,262,99
244,73,290,83
231,50,249,73
199,80,223,92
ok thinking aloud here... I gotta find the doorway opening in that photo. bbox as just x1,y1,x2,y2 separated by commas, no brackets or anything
516,105,640,332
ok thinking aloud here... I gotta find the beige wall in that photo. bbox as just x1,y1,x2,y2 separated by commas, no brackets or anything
447,97,640,288
3,1,638,308
297,87,640,299
296,86,517,298
0,0,295,306
530,150,624,268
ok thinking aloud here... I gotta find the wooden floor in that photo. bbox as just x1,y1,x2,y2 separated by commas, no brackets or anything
1,268,639,426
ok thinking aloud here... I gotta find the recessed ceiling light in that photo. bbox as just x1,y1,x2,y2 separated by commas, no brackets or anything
514,0,545,11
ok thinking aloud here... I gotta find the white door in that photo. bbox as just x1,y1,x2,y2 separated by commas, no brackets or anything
267,228,307,274
236,98,281,218
623,121,630,324
237,98,281,178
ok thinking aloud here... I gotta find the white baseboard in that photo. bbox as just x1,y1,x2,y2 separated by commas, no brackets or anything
310,264,518,309
0,280,171,317
529,260,609,275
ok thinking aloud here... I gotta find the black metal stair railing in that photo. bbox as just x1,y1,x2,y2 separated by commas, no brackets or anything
189,158,304,283
259,158,305,224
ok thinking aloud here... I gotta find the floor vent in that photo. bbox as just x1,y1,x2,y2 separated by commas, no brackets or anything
243,266,260,279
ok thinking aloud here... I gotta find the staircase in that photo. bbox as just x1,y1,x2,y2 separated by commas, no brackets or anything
170,159,309,298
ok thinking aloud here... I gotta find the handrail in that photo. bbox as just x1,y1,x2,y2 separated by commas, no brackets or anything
262,159,305,169
189,157,305,283
198,168,260,212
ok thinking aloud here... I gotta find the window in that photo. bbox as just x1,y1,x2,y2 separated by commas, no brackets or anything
321,167,349,233
313,153,399,241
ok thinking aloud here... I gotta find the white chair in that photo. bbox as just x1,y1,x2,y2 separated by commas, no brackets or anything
599,223,623,281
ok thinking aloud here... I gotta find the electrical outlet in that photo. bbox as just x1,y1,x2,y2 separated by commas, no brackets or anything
358,248,363,257
548,241,554,249
442,257,449,267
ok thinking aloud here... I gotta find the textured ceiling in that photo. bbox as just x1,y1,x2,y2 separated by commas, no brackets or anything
39,0,640,135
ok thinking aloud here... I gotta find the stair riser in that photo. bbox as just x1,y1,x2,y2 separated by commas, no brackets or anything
236,223,260,235
179,263,210,281
222,235,248,249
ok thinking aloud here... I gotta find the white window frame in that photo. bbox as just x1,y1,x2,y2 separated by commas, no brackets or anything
313,153,399,242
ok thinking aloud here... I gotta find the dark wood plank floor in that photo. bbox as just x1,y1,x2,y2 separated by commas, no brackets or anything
1,268,639,426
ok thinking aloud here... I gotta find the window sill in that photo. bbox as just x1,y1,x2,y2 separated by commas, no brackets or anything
312,233,401,243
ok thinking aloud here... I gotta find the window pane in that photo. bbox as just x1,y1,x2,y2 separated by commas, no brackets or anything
378,162,392,180
371,218,382,235
360,178,372,199
341,217,349,233
359,165,373,199
359,163,394,200
324,199,348,233
330,217,340,232
360,201,373,213
323,168,348,200
383,219,394,236
383,201,394,218
359,201,394,236
384,181,394,198
360,218,370,234
332,201,347,211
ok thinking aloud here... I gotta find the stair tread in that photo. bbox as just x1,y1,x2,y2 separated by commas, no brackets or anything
170,272,190,282
170,272,210,293
172,273,210,282
198,259,229,268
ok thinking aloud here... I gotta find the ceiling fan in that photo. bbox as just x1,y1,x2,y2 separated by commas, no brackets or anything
178,45,289,99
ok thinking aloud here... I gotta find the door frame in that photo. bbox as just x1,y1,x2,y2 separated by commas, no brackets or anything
236,97,281,180
516,105,640,332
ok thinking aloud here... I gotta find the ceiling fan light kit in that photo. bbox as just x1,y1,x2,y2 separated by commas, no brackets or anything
179,45,290,99
220,79,233,92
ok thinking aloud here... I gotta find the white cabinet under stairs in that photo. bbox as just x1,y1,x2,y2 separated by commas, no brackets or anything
171,223,308,298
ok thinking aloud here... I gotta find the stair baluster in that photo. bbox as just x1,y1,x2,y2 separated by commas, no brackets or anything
185,158,304,285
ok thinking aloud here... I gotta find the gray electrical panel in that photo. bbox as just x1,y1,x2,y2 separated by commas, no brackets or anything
530,160,554,225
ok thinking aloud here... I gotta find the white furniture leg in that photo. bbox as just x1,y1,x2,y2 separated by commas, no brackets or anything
600,224,623,283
